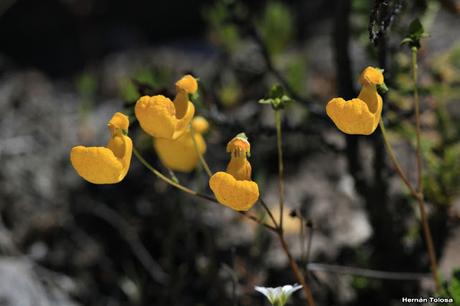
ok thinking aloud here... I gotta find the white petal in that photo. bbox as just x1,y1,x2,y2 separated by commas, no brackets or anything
255,286,271,298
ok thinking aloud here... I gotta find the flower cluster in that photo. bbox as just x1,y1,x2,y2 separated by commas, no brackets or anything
70,75,259,211
70,66,384,211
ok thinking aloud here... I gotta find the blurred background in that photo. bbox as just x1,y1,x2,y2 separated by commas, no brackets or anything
0,0,460,305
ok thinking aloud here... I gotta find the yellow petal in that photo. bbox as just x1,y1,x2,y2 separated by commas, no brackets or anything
226,157,252,180
326,97,381,135
359,66,384,86
175,74,198,94
71,113,133,184
71,145,125,184
154,131,206,172
358,85,383,118
226,133,250,157
107,134,133,179
108,112,129,132
191,116,209,134
209,172,259,211
135,95,194,139
172,100,195,139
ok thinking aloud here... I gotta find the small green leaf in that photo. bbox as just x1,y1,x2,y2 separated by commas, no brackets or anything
401,19,428,49
377,82,389,94
258,85,293,110
400,37,413,46
408,19,424,38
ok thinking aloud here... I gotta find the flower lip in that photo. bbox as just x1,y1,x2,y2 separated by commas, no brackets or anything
359,66,384,86
175,74,198,94
326,97,381,135
108,112,129,134
226,133,250,157
209,172,259,211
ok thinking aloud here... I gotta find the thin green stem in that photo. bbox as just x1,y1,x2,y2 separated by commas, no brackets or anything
275,110,285,231
167,168,180,183
417,195,441,292
133,146,201,197
132,146,276,232
190,126,213,177
259,199,279,229
380,119,441,292
412,47,423,194
135,142,316,303
274,110,315,305
379,120,419,198
410,47,441,293
239,211,277,232
278,231,316,306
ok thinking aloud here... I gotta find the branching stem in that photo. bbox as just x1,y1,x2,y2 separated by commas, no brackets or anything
275,110,285,231
378,48,441,292
411,47,441,293
133,146,275,231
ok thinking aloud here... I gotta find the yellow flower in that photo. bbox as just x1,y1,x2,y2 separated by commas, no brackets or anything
209,133,259,211
326,66,384,135
70,112,133,184
154,116,209,172
135,75,198,140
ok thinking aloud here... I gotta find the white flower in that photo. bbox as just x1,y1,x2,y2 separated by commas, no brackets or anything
255,284,303,306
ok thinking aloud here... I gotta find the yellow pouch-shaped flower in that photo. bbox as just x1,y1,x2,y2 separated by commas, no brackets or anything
326,96,382,135
70,112,132,184
326,66,384,135
209,172,259,211
154,117,208,172
209,133,259,211
135,75,198,140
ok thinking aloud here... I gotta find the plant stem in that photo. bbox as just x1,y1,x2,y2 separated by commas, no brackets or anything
412,47,423,194
278,232,316,306
379,120,418,198
379,119,441,292
274,109,315,306
417,196,441,292
134,145,316,303
167,168,180,183
411,47,441,293
133,146,203,197
259,199,279,229
190,126,213,177
275,110,285,231
132,146,276,232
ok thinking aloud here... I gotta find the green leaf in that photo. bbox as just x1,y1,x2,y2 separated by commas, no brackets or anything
377,82,389,94
400,37,413,46
401,19,428,49
258,85,293,110
408,19,425,38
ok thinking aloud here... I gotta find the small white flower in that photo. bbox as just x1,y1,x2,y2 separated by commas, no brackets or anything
255,284,303,306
